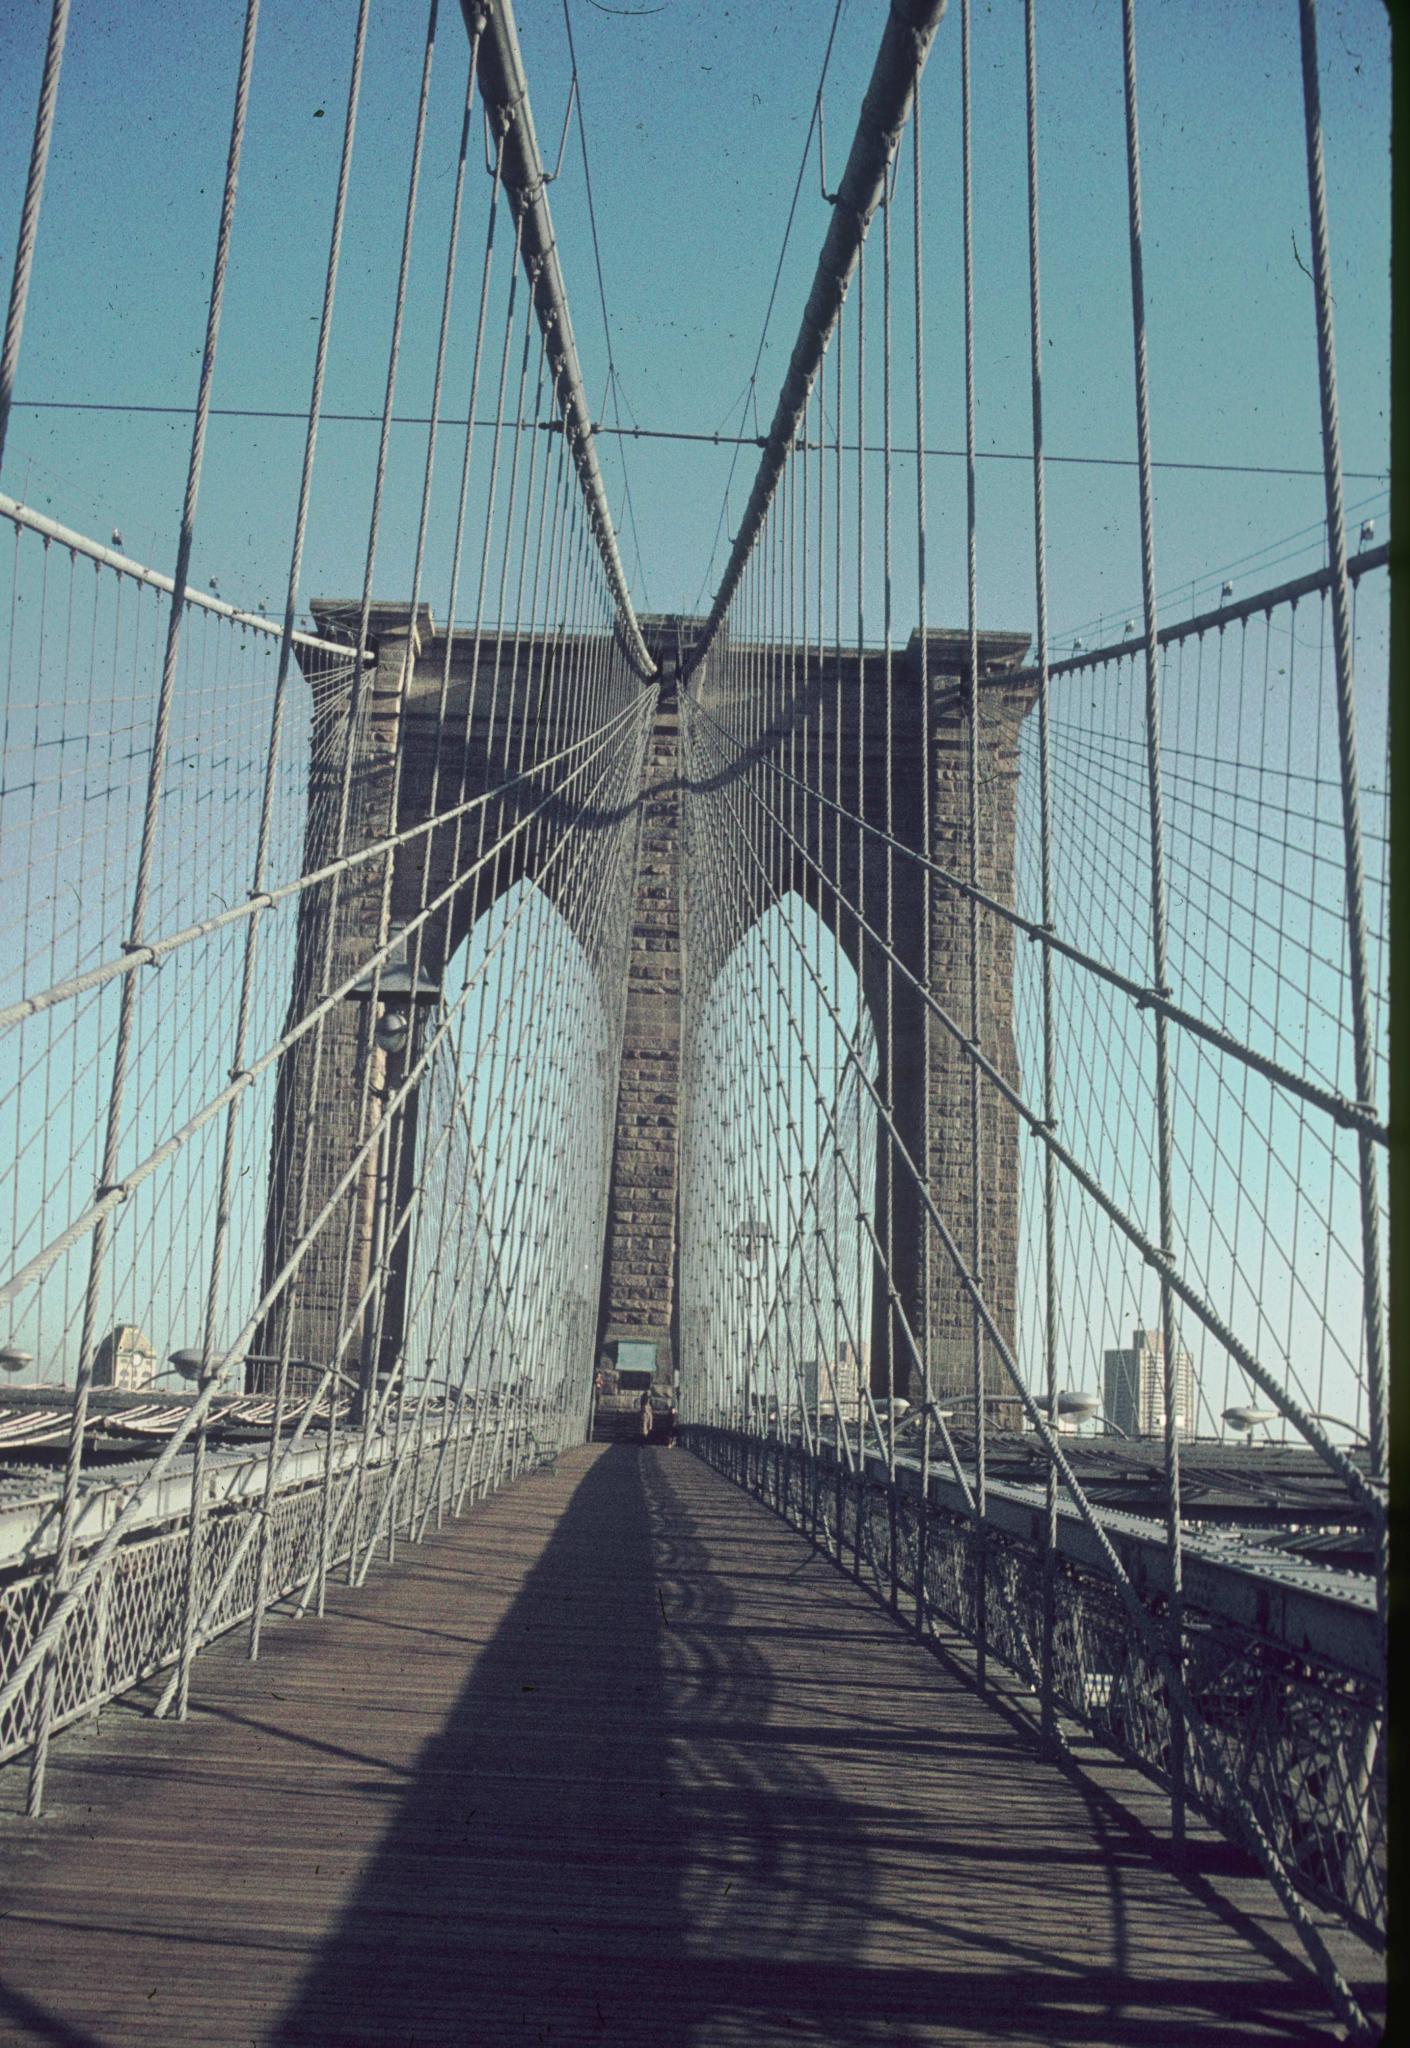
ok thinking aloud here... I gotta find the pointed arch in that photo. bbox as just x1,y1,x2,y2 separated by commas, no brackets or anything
679,890,878,1433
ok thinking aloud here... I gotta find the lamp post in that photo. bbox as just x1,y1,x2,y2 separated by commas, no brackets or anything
168,1347,228,1386
730,1219,773,1441
298,1362,365,1415
926,1387,1130,1439
1302,1410,1370,1445
0,1346,34,1382
348,942,441,1415
1048,1388,1130,1438
1221,1403,1277,1445
1221,1403,1369,1449
145,1367,214,1393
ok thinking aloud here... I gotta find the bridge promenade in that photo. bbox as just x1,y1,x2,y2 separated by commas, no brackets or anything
0,0,1391,2038
0,1446,1379,2047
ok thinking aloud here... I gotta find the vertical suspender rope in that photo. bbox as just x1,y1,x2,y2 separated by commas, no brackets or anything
287,0,444,1600
316,45,502,1621
881,168,900,1601
1023,0,1062,1746
1295,0,1387,1532
911,81,934,1634
959,0,989,1690
1118,0,1185,1843
0,0,71,478
353,45,506,1592
28,0,263,1809
202,0,375,1676
855,233,869,1565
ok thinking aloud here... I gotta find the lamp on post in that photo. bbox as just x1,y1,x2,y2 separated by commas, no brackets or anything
0,1346,34,1383
1050,1388,1130,1438
730,1219,773,1439
349,945,442,1062
168,1347,228,1387
1222,1403,1277,1446
348,940,441,1411
931,1388,1130,1438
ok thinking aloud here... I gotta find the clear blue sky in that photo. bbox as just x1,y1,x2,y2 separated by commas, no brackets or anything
0,0,1391,641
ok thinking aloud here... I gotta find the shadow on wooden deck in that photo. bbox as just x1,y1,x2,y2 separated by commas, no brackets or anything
0,1443,1382,2046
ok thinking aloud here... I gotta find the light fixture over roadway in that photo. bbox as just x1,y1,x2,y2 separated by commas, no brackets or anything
1050,1389,1130,1437
168,1347,224,1385
1222,1404,1277,1440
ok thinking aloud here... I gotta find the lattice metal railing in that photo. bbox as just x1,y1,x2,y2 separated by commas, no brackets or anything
691,1425,1385,1949
0,1404,552,1769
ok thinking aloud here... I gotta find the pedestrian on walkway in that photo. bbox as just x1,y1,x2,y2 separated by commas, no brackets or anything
638,1388,654,1443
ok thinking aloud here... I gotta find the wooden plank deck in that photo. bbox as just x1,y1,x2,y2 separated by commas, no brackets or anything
0,1443,1381,2046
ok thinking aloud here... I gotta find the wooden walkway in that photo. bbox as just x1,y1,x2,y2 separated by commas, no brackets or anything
0,1444,1381,2046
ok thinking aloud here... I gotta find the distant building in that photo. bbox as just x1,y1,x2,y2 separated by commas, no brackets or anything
1103,1326,1195,1439
92,1324,156,1392
800,1338,869,1421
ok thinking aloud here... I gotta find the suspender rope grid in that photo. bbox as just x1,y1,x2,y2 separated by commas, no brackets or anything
26,0,264,1813
0,0,653,1810
675,0,1384,2019
0,0,1388,2028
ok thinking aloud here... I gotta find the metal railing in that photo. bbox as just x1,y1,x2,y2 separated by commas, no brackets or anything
0,1396,557,1768
689,1423,1384,1949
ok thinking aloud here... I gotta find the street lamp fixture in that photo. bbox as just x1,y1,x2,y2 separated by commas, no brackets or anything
374,1007,410,1055
168,1347,228,1386
0,1346,34,1378
349,941,441,1060
1048,1388,1130,1437
1222,1403,1277,1444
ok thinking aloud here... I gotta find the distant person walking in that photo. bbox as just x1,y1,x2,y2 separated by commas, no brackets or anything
662,1403,679,1449
638,1389,654,1443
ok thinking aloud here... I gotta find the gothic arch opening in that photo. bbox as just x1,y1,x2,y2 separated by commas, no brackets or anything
679,891,877,1435
397,879,614,1439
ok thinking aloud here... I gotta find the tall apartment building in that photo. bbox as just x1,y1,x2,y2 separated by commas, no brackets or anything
1102,1325,1196,1439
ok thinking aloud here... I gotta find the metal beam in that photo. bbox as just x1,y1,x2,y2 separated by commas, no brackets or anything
687,0,950,680
464,0,654,680
872,1446,1383,1682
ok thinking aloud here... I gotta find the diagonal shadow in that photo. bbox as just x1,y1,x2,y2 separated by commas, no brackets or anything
271,1443,896,2048
270,1444,684,2044
225,1437,1372,2047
